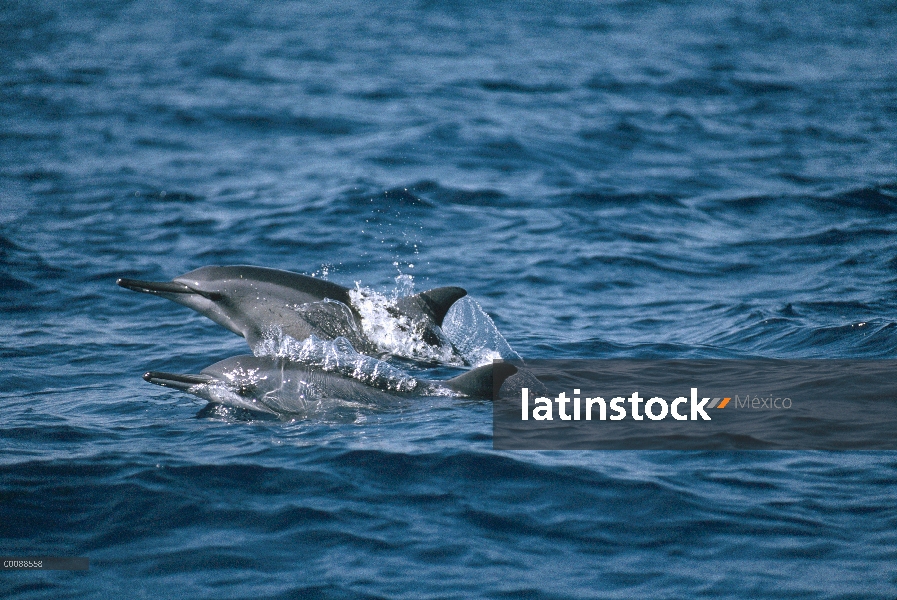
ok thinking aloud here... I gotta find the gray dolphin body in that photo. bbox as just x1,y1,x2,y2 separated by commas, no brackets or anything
144,355,517,415
118,265,467,362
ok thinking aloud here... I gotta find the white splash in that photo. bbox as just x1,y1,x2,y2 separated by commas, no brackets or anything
348,284,463,365
253,329,419,393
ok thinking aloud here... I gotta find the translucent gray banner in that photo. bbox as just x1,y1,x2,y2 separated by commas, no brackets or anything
492,360,897,450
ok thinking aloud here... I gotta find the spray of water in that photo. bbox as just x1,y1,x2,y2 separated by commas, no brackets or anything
348,284,464,365
253,330,420,393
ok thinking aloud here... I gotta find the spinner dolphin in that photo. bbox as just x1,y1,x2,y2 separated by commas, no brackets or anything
143,354,518,416
118,265,467,363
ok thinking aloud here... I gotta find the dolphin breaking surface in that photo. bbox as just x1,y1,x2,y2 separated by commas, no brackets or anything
118,265,469,364
118,265,522,417
144,354,518,417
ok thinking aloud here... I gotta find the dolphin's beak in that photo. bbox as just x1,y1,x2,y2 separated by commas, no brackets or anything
117,278,195,295
143,371,214,391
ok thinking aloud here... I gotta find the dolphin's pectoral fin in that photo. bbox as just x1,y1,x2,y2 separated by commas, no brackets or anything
396,286,467,326
443,362,517,398
143,371,215,391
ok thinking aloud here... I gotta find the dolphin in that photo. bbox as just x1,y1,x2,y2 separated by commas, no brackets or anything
143,355,517,416
117,265,467,362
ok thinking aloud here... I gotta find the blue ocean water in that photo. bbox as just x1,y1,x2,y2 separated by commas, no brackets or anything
2,0,897,597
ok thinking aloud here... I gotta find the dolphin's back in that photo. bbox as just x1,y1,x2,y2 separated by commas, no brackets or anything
178,265,354,307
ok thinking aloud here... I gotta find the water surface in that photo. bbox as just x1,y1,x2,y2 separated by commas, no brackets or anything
2,1,897,597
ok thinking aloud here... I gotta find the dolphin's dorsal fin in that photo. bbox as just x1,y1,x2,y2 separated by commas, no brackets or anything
443,362,517,398
395,286,467,326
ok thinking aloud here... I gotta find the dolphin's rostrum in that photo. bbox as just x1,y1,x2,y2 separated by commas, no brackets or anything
118,265,467,362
